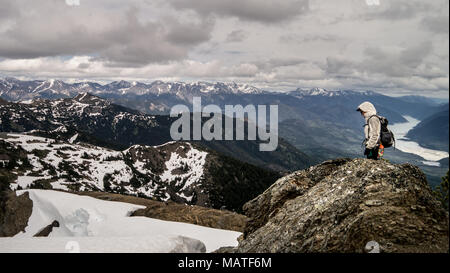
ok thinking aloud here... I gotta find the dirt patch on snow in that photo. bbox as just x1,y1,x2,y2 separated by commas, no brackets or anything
77,191,248,232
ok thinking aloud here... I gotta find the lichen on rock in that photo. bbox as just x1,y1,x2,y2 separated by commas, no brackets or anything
219,158,449,253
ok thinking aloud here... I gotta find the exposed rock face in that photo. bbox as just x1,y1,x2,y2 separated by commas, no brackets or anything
34,221,60,237
0,191,33,237
221,158,449,253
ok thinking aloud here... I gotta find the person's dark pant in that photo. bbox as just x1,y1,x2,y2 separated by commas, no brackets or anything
366,146,379,160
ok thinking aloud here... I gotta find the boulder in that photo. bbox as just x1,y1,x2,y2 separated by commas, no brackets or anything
0,191,33,237
219,158,449,253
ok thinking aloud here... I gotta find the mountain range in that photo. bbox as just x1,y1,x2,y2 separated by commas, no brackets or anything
0,78,442,123
1,77,448,186
0,132,281,213
0,92,313,172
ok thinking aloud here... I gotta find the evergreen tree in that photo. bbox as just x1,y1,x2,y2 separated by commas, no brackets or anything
434,171,449,211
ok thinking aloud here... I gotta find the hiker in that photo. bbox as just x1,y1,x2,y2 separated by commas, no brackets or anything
357,102,382,160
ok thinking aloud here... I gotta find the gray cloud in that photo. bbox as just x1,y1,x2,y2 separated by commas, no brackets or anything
225,30,248,43
280,34,339,44
166,17,215,46
421,16,450,34
398,42,433,68
359,0,434,21
0,0,448,98
167,0,310,23
255,57,308,71
325,57,356,75
363,42,434,77
326,41,438,79
0,1,19,21
77,63,90,69
0,1,213,66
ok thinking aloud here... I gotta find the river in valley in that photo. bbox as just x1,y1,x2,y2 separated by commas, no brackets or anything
389,116,449,166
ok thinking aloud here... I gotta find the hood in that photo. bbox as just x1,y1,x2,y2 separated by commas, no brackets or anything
357,101,377,119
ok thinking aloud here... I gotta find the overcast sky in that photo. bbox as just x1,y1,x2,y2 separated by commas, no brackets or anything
0,0,448,97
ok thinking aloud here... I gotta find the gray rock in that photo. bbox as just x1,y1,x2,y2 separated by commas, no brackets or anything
34,220,60,237
169,236,207,253
218,158,449,253
0,191,33,237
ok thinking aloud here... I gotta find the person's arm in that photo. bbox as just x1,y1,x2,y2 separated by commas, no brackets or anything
366,117,380,149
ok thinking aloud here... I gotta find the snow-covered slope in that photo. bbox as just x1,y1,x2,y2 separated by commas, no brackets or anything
0,91,314,174
1,133,280,212
3,134,208,203
0,190,241,253
287,88,377,98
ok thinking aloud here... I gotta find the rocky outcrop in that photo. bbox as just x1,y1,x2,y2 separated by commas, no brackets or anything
34,221,60,237
0,191,33,237
219,158,449,253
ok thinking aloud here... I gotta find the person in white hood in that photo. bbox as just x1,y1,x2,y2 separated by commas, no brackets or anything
357,101,381,160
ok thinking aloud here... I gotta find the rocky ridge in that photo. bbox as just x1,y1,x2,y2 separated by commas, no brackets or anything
219,158,449,253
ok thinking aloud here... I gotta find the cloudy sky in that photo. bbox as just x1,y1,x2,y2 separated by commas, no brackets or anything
0,0,448,97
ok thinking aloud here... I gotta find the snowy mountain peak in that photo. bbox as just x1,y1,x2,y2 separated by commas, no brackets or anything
73,92,103,103
111,80,132,88
361,90,377,96
3,77,20,83
291,87,332,97
290,88,380,98
0,78,263,101
308,87,328,95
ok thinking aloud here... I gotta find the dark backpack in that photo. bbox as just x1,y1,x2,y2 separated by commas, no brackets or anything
368,115,395,148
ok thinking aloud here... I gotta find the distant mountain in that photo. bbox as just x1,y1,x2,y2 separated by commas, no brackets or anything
397,95,444,107
0,133,280,212
1,78,444,165
1,78,439,123
0,78,261,102
406,104,449,151
0,93,313,172
279,118,362,162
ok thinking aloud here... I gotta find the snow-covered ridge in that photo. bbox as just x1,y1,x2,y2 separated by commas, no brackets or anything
0,92,159,131
0,78,263,100
160,144,208,201
290,88,377,98
0,190,240,253
3,134,209,203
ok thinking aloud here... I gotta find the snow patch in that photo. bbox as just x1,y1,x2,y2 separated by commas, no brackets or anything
3,190,241,253
160,143,208,192
68,134,78,144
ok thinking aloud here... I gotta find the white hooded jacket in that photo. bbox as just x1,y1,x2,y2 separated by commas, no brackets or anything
357,101,381,149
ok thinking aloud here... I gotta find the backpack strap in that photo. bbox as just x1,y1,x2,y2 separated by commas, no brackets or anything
367,115,379,123
365,115,381,145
